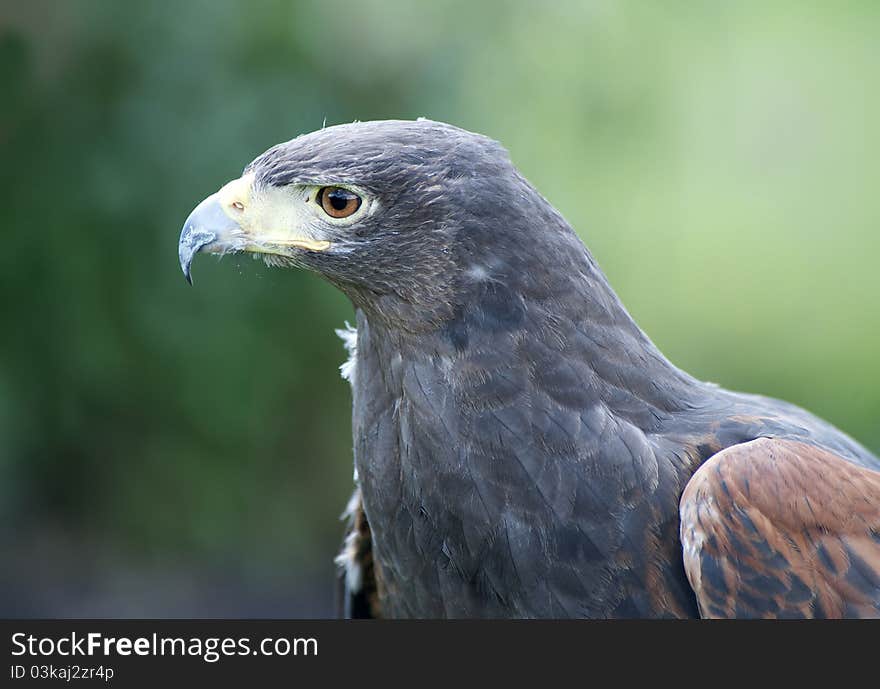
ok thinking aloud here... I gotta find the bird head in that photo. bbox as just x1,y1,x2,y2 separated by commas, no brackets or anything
179,119,583,329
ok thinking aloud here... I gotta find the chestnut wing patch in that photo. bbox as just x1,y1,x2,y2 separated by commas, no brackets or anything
680,438,880,618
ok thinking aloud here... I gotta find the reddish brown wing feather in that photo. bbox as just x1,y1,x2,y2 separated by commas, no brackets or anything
680,437,880,618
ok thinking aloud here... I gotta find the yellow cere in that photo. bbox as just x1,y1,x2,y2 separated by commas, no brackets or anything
217,172,332,253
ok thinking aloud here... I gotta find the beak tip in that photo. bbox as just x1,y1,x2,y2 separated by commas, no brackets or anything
178,220,218,288
179,242,195,285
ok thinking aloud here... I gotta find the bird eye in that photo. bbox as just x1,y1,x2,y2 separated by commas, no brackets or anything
317,186,362,219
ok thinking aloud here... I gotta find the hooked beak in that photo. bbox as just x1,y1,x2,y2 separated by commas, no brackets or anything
178,173,332,285
178,193,230,285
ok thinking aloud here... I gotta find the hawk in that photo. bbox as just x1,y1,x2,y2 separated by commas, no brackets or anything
179,119,880,618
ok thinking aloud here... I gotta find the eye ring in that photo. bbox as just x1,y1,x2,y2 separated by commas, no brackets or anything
317,186,362,219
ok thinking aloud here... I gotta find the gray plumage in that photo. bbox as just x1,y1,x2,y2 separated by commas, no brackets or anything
180,119,880,618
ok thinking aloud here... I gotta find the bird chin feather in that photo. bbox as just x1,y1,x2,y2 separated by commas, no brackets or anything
260,254,298,269
335,323,358,385
335,323,359,482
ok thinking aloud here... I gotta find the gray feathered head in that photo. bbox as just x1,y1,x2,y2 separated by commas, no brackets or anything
179,119,585,327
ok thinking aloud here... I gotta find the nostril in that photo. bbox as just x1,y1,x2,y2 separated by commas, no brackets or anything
231,201,244,211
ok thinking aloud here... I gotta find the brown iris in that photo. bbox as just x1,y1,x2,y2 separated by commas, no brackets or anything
318,186,362,218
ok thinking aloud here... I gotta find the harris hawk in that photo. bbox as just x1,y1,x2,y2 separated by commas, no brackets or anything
178,119,880,618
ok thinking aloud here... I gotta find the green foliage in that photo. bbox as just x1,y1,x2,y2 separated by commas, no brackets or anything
1,0,877,614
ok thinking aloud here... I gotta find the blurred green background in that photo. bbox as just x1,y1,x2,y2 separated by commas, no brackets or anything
1,0,877,616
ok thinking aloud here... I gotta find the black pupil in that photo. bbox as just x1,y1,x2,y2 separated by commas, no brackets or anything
328,189,352,211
